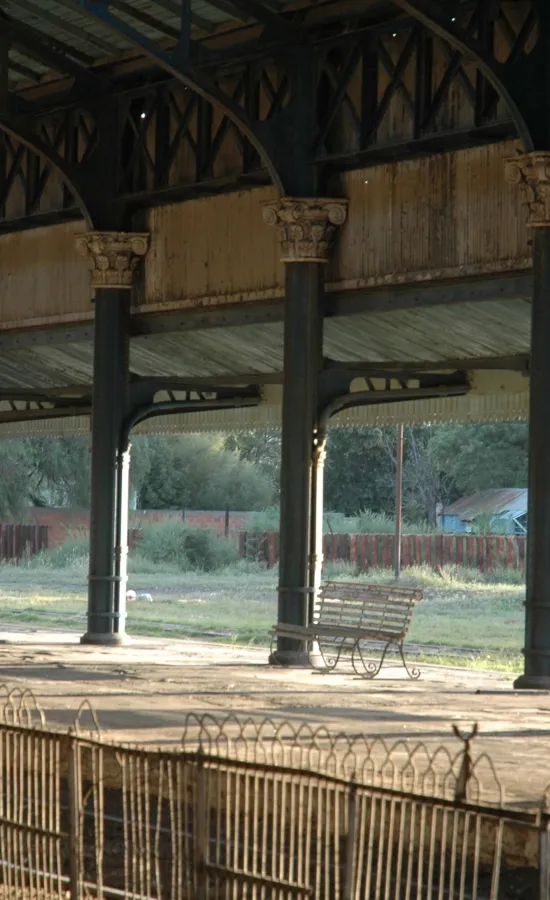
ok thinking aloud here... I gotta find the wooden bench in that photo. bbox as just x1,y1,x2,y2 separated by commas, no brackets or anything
271,581,423,679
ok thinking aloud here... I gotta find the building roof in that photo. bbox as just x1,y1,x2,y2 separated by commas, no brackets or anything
1,0,386,90
442,489,528,522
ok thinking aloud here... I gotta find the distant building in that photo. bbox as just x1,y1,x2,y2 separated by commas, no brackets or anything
441,489,528,535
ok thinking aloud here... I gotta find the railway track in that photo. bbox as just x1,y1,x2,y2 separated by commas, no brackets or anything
0,609,515,659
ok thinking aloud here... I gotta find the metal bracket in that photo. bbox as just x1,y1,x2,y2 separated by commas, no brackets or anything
123,381,262,444
319,368,470,418
0,387,93,424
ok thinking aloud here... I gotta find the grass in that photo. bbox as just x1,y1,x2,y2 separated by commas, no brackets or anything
248,507,441,535
0,558,525,672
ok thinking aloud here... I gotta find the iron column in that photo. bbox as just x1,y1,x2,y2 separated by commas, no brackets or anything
394,425,404,579
76,231,149,645
263,198,348,665
310,434,327,622
506,155,550,688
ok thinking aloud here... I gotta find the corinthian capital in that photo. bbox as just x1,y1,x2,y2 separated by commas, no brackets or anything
262,197,348,263
505,153,550,227
76,231,150,289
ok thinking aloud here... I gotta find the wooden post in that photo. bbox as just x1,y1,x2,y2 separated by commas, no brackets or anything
394,425,404,579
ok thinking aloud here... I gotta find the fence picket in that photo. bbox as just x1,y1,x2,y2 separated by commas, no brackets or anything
371,535,379,570
359,535,368,572
0,524,48,562
238,530,528,573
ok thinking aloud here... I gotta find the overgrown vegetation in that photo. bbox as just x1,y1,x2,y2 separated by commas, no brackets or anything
31,522,240,573
133,520,239,572
0,421,528,527
0,559,524,671
249,507,444,534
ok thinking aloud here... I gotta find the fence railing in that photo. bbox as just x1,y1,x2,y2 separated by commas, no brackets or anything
0,523,48,561
239,531,527,573
0,685,547,899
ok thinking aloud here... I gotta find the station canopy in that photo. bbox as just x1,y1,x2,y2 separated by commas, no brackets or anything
0,0,532,436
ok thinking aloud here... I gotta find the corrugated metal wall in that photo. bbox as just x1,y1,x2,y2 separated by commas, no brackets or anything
0,142,531,330
0,221,93,329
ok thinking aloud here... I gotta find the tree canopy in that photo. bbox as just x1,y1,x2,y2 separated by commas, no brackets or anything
0,421,530,525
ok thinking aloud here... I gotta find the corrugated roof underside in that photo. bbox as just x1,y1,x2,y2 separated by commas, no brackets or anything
3,0,293,82
0,299,530,389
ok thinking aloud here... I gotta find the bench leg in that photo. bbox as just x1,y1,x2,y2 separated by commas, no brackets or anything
352,640,421,680
397,642,421,680
317,639,346,672
352,640,387,679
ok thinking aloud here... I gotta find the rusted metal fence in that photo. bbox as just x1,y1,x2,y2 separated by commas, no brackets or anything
240,531,527,573
0,687,546,899
0,523,48,561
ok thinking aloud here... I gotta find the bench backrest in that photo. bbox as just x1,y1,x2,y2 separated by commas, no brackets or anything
317,581,423,639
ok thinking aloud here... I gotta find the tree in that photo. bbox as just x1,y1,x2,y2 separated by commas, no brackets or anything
223,430,281,493
0,440,33,519
429,423,528,496
135,434,275,510
26,438,91,507
324,427,396,515
402,427,451,527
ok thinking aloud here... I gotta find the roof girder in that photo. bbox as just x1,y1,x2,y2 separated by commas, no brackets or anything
390,0,545,150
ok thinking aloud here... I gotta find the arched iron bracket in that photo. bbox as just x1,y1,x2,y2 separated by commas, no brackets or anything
76,0,285,193
391,0,545,150
122,383,262,448
317,376,470,441
0,116,93,225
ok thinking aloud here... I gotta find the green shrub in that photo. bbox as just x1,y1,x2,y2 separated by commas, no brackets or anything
134,520,187,566
31,532,89,569
134,520,238,572
247,507,280,531
323,561,359,580
248,506,438,536
128,552,180,575
180,527,238,572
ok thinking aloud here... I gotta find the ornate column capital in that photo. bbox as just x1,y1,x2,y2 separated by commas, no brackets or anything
76,231,150,289
262,197,348,263
505,152,550,227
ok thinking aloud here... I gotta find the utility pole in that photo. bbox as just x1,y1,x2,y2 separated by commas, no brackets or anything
394,425,404,579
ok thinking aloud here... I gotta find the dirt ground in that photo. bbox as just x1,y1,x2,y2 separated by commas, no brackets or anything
0,626,547,807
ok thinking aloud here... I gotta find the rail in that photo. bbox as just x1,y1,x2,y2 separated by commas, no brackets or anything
0,685,546,899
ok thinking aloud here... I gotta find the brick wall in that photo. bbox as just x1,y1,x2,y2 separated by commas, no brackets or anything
26,508,256,549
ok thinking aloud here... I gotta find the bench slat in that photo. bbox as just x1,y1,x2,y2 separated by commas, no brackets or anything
319,596,416,611
317,613,410,626
272,625,404,641
325,581,422,598
318,602,413,614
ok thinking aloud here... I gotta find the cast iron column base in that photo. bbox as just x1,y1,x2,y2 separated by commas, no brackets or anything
269,641,324,668
513,674,550,690
80,631,132,647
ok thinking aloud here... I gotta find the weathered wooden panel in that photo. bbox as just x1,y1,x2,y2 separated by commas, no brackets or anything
0,141,531,329
0,221,92,329
143,186,283,310
333,140,530,288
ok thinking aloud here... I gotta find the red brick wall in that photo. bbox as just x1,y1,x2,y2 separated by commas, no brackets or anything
26,508,256,549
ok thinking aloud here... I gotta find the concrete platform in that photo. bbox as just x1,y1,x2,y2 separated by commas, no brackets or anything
0,628,547,805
